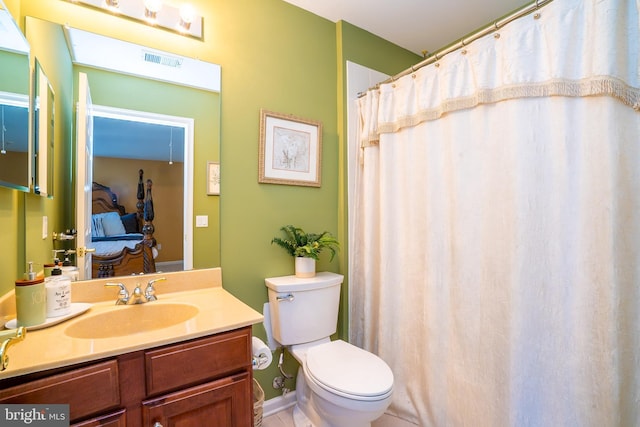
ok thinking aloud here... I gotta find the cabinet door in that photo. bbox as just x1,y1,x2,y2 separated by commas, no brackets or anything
145,327,251,396
142,372,252,427
72,409,126,427
0,360,120,422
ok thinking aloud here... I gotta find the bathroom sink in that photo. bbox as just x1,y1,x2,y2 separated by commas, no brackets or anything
64,303,199,339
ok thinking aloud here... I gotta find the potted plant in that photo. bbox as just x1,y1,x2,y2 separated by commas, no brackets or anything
271,225,340,278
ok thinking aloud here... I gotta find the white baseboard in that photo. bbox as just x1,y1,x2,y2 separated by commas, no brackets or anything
262,391,297,417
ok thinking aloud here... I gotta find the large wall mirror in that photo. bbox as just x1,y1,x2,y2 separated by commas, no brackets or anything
0,0,30,192
23,17,221,281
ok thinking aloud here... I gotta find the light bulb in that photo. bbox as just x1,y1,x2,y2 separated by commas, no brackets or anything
178,4,195,31
144,0,162,21
104,0,119,12
144,0,162,12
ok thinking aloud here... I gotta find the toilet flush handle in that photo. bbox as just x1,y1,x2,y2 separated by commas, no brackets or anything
276,293,295,302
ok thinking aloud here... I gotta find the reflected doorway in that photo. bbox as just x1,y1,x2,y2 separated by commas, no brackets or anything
91,105,194,272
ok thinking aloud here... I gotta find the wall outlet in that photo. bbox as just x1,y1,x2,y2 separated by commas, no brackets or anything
42,216,48,239
195,215,208,228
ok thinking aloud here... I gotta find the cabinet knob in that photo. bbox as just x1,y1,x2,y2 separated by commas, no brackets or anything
153,423,163,427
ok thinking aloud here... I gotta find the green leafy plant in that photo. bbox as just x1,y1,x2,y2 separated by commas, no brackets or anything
271,225,340,261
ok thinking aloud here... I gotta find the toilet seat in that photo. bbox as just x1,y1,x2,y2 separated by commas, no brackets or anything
304,340,393,401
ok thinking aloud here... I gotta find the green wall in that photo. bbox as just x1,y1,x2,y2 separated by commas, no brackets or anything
2,0,419,400
0,51,28,93
0,190,24,293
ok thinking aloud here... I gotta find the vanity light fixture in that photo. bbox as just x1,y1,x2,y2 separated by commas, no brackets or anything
62,0,203,39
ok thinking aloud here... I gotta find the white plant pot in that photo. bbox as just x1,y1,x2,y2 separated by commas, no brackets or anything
295,257,316,278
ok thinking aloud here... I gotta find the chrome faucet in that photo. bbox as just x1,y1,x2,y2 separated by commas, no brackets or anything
105,278,167,305
105,282,130,305
144,277,167,302
130,282,146,305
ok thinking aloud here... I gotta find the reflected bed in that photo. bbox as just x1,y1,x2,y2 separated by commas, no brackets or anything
90,171,157,277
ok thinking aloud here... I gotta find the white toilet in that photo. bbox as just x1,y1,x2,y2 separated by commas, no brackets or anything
265,272,394,427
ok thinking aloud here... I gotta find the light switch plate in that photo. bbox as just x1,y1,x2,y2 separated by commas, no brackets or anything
42,216,48,239
195,215,208,228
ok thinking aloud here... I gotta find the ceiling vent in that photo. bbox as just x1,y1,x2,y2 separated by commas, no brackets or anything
142,50,183,68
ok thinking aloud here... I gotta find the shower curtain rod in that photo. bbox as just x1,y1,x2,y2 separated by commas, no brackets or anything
359,0,554,97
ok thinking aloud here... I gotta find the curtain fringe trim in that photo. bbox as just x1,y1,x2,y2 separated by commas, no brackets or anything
363,77,640,146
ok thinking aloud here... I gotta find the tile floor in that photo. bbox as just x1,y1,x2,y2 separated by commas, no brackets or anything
262,406,417,427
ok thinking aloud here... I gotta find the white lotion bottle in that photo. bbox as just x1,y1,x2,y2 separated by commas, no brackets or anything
45,265,72,317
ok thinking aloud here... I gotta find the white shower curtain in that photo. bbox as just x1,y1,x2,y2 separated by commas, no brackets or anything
350,0,640,426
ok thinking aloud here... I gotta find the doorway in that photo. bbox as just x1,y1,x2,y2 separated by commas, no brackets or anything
91,104,194,271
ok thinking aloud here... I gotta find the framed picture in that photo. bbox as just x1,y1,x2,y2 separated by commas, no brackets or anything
207,162,220,195
258,109,322,187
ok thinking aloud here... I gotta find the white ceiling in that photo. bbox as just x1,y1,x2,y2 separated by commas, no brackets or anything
282,0,531,56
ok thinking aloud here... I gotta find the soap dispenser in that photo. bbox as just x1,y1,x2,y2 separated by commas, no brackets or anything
45,263,72,317
60,251,79,282
15,262,46,327
44,250,65,277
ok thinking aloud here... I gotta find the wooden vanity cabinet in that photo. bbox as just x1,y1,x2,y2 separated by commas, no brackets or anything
0,326,254,427
142,371,252,427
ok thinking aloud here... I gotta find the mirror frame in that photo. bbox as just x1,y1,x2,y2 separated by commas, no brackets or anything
33,59,55,198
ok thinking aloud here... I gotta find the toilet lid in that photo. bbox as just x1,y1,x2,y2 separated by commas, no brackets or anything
305,340,393,399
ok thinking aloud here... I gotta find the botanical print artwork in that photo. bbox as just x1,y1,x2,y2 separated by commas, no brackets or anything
207,162,220,195
258,109,322,187
271,126,310,173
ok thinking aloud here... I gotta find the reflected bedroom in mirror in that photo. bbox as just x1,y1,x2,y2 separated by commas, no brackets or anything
83,107,190,280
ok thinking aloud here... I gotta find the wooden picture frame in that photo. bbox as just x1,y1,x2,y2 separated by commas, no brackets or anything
258,109,322,187
207,161,220,195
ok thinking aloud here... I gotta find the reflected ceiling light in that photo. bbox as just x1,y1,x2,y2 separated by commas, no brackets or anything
104,0,119,12
143,0,162,22
64,0,203,39
178,4,195,32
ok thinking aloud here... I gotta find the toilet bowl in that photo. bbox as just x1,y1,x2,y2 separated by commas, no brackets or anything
290,339,394,427
264,272,394,427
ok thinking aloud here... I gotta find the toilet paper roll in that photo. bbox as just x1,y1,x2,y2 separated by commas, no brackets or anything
262,302,278,351
252,336,273,370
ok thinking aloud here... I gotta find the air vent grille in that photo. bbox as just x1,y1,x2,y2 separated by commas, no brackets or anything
142,50,183,68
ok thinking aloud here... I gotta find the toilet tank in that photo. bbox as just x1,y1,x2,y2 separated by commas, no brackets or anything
265,272,343,345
